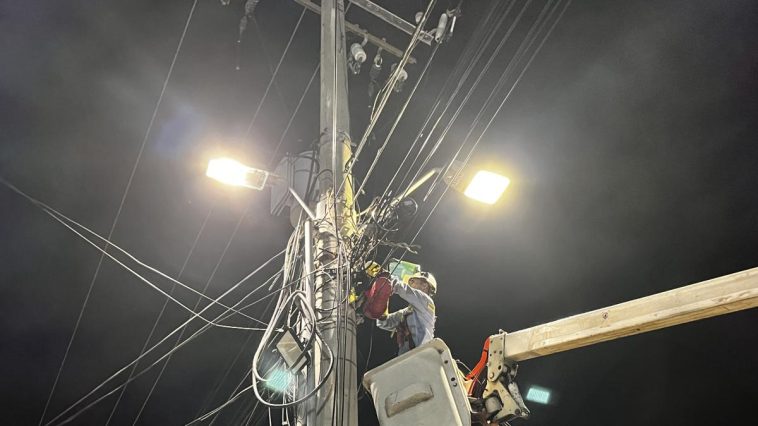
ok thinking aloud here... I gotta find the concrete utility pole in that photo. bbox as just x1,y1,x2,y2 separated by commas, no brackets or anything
310,0,358,424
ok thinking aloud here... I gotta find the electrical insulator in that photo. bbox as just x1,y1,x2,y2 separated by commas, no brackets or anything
390,63,408,93
370,51,383,81
415,11,423,24
368,50,383,99
435,12,449,43
348,43,366,75
220,0,230,5
351,43,367,63
348,59,360,75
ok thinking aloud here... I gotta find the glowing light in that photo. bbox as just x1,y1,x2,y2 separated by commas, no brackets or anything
463,170,510,204
206,158,268,190
265,368,293,393
525,386,551,404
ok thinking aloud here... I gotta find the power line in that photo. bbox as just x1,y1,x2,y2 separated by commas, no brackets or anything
342,0,437,185
398,0,530,200
42,251,286,426
43,209,265,331
129,5,315,421
413,0,572,249
359,0,514,257
378,0,571,276
23,1,570,423
36,2,200,424
129,271,285,425
199,294,280,423
249,16,294,115
132,204,253,414
243,8,308,138
46,267,286,426
128,6,323,421
423,0,566,201
125,8,310,422
379,0,513,202
187,384,256,425
267,63,320,167
355,43,441,197
104,207,215,425
0,179,266,327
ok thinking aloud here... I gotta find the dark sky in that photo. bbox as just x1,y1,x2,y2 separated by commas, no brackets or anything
1,0,757,425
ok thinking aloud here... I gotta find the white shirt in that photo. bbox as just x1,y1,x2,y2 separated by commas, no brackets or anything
376,277,436,354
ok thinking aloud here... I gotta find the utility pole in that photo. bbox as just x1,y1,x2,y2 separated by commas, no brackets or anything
310,0,358,424
277,1,436,423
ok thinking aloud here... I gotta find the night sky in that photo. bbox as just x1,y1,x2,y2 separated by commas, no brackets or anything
1,1,757,425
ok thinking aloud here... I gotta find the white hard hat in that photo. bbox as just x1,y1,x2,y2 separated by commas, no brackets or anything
410,271,437,295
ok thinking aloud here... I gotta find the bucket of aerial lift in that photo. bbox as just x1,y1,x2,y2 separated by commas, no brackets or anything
362,338,472,426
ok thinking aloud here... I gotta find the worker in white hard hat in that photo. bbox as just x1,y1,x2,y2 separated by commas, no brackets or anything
375,270,437,355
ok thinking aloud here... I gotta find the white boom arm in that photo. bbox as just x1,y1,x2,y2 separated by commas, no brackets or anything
481,267,758,423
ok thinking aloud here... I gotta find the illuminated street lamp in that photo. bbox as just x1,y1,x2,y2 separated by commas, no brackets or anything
206,157,271,190
207,156,318,332
395,161,510,206
206,157,315,220
463,170,510,205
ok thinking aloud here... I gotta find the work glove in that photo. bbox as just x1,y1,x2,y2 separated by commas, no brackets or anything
364,261,383,278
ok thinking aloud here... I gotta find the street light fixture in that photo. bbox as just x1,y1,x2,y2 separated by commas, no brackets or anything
463,170,510,205
205,158,316,312
395,161,510,206
205,157,316,220
206,157,270,190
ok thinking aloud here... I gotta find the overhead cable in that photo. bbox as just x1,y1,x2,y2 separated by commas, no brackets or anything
355,43,441,197
398,0,531,199
0,180,263,325
44,211,265,331
424,0,567,201
47,267,285,426
105,207,214,426
379,0,512,203
408,0,573,258
343,0,437,182
43,252,286,426
36,2,200,424
195,292,280,424
243,7,307,138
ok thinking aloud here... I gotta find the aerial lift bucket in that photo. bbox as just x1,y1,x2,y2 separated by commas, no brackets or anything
362,339,472,426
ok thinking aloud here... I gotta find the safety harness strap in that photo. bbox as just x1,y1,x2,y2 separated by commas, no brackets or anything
395,308,415,350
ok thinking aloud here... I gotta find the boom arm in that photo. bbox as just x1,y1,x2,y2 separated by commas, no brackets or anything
468,267,758,424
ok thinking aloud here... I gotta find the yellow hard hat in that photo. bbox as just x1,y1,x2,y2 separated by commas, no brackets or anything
410,270,437,295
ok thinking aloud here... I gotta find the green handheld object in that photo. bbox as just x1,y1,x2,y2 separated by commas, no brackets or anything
387,259,420,284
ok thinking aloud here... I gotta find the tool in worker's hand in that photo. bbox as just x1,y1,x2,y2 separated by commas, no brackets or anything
364,260,383,278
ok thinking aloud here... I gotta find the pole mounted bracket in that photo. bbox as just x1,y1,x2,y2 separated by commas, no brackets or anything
348,0,435,45
481,331,531,424
293,0,417,64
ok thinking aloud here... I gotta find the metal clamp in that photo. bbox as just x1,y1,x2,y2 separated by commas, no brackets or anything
482,332,530,424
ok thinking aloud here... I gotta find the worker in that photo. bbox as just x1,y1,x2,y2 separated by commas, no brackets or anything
363,265,437,355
